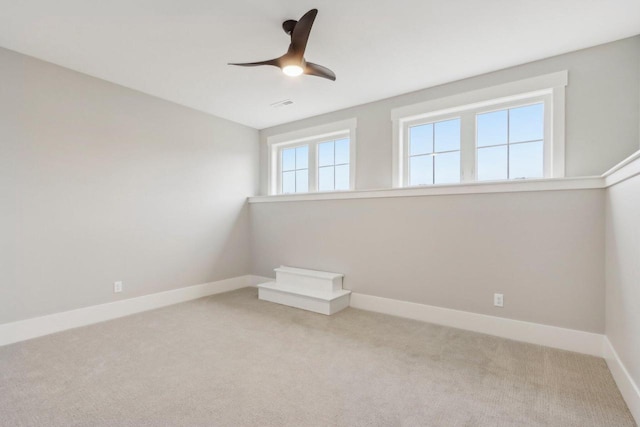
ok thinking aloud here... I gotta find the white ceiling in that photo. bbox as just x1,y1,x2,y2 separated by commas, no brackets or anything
1,1,639,129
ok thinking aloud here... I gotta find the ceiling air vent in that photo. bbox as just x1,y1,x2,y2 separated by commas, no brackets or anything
270,99,294,108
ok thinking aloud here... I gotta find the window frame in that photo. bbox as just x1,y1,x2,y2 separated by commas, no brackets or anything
392,71,567,188
279,144,310,194
402,112,464,186
473,95,551,181
267,119,357,195
317,138,352,192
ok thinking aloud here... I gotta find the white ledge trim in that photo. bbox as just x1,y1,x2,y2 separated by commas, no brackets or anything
248,176,603,203
602,149,640,187
249,149,640,203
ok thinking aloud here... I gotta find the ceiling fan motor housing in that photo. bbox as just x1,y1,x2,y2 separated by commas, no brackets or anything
282,19,297,35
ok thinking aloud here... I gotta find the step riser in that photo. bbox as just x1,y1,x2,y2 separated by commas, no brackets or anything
259,288,350,315
275,272,342,292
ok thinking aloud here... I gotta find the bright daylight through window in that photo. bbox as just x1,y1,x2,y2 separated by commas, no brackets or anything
476,103,544,181
280,138,351,194
281,145,309,193
318,138,350,191
394,72,567,189
268,119,357,195
406,99,547,186
409,118,461,186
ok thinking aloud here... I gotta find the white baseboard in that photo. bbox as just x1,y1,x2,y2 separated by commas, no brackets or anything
0,275,271,347
603,337,640,424
1,279,605,358
350,292,604,357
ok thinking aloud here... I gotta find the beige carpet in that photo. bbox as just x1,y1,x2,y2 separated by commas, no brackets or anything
0,288,635,427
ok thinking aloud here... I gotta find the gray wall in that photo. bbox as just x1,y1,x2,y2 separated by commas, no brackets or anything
259,35,640,194
251,189,605,333
605,173,640,388
2,32,637,341
0,47,259,323
249,36,640,334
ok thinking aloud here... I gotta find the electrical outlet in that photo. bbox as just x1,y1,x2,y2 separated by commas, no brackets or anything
114,281,123,293
494,293,504,307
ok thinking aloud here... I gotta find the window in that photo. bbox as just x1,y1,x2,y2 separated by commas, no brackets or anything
476,103,544,181
408,118,461,186
267,119,356,195
392,71,567,188
400,97,550,187
281,145,309,193
318,138,350,191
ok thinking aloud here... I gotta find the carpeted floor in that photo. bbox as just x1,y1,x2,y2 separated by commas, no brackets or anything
0,288,635,427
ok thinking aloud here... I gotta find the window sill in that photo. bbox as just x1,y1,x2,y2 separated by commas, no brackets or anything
248,176,604,203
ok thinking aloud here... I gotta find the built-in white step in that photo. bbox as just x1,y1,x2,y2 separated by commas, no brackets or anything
258,266,351,315
274,266,344,292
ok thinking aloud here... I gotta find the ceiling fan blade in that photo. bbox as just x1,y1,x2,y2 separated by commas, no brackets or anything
228,58,281,68
304,62,336,81
290,9,318,58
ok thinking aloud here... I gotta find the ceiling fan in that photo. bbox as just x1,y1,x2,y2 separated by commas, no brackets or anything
229,9,336,81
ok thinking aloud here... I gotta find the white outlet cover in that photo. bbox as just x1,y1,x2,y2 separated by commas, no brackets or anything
494,293,504,307
114,281,123,293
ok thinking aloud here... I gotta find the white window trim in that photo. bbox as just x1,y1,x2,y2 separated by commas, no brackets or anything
401,112,465,186
267,118,357,195
391,71,568,188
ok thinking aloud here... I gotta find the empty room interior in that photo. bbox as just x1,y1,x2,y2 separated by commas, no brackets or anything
2,1,640,426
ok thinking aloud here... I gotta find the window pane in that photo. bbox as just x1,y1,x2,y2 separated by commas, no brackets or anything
318,166,334,191
434,151,460,184
282,171,295,193
295,145,308,169
477,110,508,147
435,119,460,152
510,141,543,179
477,146,507,181
509,103,544,143
335,138,350,165
295,169,308,193
282,148,295,171
335,165,349,190
410,155,433,186
318,141,334,167
410,124,433,155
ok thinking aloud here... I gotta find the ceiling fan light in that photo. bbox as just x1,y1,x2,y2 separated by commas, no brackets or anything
282,65,303,77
